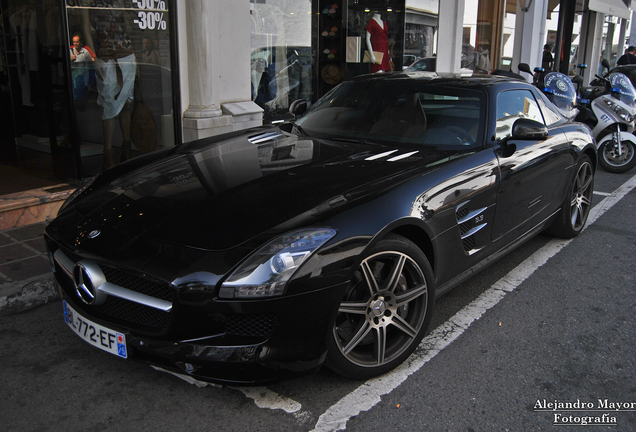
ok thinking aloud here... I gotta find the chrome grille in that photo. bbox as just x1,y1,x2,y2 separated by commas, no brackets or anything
101,266,173,302
93,296,171,330
56,246,174,333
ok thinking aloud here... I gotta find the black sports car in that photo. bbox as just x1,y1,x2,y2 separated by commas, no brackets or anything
45,73,596,385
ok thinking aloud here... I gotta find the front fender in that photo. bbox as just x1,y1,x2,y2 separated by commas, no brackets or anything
598,131,636,146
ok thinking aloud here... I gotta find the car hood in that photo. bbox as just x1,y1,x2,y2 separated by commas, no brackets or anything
74,127,458,250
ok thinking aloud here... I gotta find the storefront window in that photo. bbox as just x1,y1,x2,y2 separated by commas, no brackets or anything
404,0,438,69
250,0,312,124
463,0,515,72
345,1,406,75
1,0,75,182
602,15,622,69
65,0,175,176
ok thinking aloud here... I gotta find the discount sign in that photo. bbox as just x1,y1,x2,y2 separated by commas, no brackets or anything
133,0,167,30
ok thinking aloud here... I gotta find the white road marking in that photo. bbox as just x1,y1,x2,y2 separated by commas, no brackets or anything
310,173,636,432
235,386,302,413
151,365,222,388
593,191,612,197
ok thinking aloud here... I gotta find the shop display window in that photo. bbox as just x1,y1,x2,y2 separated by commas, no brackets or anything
462,0,516,72
250,0,313,124
317,1,406,98
65,0,176,176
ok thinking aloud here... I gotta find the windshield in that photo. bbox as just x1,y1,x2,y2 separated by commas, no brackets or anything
609,73,636,107
542,72,577,112
296,79,486,149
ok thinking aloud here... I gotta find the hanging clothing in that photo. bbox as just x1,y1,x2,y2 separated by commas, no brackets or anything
9,8,33,106
366,18,390,73
95,54,136,119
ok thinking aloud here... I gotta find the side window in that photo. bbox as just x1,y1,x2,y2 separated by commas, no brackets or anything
495,90,544,140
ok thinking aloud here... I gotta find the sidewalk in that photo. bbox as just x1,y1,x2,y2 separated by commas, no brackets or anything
0,180,75,316
0,223,59,316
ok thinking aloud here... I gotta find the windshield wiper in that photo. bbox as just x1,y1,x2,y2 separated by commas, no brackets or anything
327,137,382,146
291,121,309,137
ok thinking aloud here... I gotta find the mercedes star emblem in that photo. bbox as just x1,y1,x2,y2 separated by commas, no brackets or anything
73,260,108,306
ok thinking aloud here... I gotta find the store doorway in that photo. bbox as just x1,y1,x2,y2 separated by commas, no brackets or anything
0,0,78,191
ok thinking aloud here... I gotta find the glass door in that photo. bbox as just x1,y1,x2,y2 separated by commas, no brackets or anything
1,0,76,182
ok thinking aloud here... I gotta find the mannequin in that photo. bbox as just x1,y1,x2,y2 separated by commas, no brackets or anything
366,12,390,73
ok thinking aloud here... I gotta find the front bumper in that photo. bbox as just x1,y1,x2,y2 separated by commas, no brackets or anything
48,235,348,385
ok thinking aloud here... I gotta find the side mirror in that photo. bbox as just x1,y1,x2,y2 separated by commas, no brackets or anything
289,99,308,116
572,75,584,84
511,118,548,140
518,63,532,74
498,118,548,157
602,58,610,70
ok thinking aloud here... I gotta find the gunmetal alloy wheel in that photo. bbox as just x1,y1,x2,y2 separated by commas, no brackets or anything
598,140,636,174
547,155,594,239
327,235,433,379
569,158,594,232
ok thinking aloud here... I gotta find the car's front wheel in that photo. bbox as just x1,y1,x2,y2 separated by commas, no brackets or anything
546,155,594,239
326,234,434,380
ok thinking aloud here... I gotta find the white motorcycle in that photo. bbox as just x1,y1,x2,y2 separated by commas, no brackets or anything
577,72,636,173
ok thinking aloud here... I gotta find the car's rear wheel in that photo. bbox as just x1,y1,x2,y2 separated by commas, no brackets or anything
326,234,434,380
546,155,594,239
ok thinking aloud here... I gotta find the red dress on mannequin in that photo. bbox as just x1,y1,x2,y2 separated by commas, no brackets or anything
365,18,390,73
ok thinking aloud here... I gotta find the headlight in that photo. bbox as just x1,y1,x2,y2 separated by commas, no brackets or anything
613,105,631,122
218,228,337,299
57,176,98,215
602,98,635,123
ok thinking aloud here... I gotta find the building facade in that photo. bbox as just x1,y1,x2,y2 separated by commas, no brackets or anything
0,0,632,189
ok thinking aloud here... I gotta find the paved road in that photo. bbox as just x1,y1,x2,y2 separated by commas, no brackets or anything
1,169,635,432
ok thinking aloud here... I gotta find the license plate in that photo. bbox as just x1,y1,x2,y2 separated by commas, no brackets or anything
63,301,128,359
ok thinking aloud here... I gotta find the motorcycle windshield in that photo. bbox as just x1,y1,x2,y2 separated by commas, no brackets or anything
609,73,636,107
543,72,577,113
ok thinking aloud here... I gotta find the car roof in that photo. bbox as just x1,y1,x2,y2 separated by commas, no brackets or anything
348,71,529,88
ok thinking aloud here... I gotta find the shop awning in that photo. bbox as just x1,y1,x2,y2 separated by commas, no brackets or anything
587,0,631,20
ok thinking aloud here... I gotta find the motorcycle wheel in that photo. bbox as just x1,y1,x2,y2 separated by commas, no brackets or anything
597,138,636,173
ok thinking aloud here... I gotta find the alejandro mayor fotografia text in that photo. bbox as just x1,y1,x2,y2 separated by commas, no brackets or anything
534,399,636,426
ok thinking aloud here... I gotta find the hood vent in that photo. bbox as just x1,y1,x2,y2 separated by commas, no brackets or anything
248,131,284,145
365,149,420,162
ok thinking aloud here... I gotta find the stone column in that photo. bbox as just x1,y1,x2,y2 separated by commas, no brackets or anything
512,0,548,79
183,1,222,120
436,0,465,74
579,11,605,84
179,0,262,142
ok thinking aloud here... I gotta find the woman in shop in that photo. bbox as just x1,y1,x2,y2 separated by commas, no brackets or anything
142,38,160,66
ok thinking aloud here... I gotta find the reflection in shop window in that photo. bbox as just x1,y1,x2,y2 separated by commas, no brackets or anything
404,1,438,70
66,1,175,175
462,0,516,72
250,0,312,124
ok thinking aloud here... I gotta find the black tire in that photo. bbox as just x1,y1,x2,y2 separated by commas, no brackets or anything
326,234,434,380
598,139,636,173
546,155,594,239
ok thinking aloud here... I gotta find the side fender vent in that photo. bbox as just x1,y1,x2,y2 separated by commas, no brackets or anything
455,202,488,255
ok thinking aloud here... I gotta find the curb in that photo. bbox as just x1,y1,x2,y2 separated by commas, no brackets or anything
0,277,60,316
